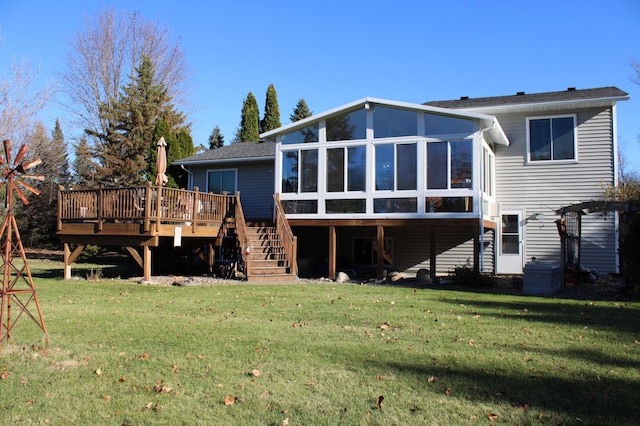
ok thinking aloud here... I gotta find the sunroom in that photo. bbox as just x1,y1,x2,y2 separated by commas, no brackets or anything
261,98,509,279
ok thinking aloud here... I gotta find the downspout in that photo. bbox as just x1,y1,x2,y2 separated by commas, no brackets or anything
479,119,497,273
180,165,194,189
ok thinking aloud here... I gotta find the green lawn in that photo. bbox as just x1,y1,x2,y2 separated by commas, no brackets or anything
1,266,639,425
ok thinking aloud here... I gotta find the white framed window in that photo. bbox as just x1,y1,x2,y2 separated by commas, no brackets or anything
527,115,577,162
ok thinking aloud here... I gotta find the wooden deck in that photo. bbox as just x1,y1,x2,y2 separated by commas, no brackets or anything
57,184,236,280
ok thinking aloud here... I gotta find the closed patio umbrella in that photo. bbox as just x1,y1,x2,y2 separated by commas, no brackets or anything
155,136,168,186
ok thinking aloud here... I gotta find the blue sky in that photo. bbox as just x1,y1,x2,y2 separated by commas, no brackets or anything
1,1,639,171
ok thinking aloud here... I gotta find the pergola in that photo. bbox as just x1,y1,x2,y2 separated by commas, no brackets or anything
555,200,639,286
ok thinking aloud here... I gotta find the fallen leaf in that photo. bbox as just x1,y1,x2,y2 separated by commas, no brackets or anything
102,395,111,401
282,418,289,426
1,371,10,380
252,369,261,377
380,322,390,331
376,375,383,381
487,413,498,420
118,376,127,382
428,376,437,383
376,395,384,411
95,368,103,376
172,365,179,374
26,399,34,405
514,403,530,411
469,339,475,346
445,388,451,396
224,395,235,406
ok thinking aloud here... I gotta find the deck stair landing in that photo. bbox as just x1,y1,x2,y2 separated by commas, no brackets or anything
245,221,295,282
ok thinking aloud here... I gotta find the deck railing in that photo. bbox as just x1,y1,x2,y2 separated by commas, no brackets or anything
274,193,297,276
57,183,233,232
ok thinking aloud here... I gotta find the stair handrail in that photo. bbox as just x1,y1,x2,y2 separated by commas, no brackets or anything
232,191,250,278
273,193,297,276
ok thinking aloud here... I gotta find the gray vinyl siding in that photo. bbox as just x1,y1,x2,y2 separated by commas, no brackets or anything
186,160,275,219
493,107,617,273
321,225,492,277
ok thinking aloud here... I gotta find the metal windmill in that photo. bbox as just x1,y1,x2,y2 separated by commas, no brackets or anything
0,139,48,352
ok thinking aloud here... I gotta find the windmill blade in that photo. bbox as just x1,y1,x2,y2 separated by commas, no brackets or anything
16,178,41,196
3,139,12,164
14,144,29,165
18,157,42,172
21,174,45,182
12,183,30,205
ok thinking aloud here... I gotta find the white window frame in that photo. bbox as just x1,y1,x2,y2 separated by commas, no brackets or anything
526,114,578,164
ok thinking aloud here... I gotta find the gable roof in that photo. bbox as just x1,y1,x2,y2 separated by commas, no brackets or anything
424,86,629,113
173,141,275,166
260,97,510,146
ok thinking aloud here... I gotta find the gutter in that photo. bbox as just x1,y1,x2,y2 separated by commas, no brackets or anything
180,165,194,189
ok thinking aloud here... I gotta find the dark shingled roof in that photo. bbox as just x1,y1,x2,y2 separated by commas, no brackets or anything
174,141,275,164
424,86,629,109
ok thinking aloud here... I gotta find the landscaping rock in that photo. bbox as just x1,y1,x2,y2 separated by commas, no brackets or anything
336,271,350,283
416,269,430,283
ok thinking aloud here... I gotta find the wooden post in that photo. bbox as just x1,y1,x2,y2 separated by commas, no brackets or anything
192,186,199,233
63,243,86,280
97,184,103,231
430,227,437,281
328,225,337,279
64,243,71,280
376,225,384,279
144,182,152,232
143,245,151,281
473,229,480,274
57,185,63,232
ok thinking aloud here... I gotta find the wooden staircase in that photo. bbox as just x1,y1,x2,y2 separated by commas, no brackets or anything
244,222,297,282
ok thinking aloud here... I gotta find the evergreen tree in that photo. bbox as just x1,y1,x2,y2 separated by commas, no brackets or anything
73,135,97,187
92,55,185,186
208,125,224,149
290,98,312,122
260,84,281,132
239,92,260,142
18,121,70,247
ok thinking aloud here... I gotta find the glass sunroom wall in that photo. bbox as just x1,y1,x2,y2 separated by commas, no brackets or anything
423,113,479,216
276,103,489,218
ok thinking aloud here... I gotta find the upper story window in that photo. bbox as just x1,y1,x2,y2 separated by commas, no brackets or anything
326,109,367,141
527,115,576,162
208,169,237,195
373,106,417,138
281,123,319,144
425,113,474,137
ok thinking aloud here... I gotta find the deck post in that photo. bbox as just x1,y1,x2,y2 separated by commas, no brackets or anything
192,187,199,233
376,225,384,279
63,243,86,280
143,245,151,281
328,225,336,279
430,227,437,281
473,229,480,274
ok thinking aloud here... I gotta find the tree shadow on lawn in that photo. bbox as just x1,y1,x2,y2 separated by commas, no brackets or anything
375,360,640,424
433,295,640,335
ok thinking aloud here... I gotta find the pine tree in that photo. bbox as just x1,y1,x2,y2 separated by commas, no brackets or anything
239,92,260,142
290,98,312,122
260,84,281,132
73,136,97,187
208,125,224,149
93,55,185,185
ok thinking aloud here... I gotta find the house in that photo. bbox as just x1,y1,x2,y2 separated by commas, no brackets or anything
175,86,629,280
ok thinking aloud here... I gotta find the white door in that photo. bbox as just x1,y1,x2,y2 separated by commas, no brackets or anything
497,211,524,274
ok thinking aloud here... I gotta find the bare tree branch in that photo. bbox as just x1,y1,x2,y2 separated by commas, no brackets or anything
59,7,190,139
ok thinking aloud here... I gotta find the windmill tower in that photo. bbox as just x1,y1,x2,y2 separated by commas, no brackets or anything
0,139,48,352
